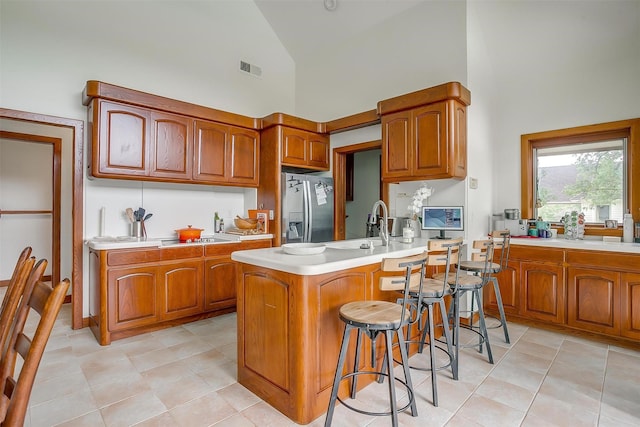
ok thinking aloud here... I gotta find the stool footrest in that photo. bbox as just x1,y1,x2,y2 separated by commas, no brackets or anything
336,371,415,417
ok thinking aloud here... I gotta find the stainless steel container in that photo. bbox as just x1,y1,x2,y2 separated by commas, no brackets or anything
504,209,520,220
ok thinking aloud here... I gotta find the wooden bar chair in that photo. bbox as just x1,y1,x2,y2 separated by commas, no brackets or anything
324,253,428,427
382,238,462,407
435,239,495,365
0,276,69,426
0,248,36,361
459,230,511,343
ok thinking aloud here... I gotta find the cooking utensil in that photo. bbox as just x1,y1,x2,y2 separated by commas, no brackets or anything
143,213,153,221
125,208,135,223
138,207,146,220
175,225,204,242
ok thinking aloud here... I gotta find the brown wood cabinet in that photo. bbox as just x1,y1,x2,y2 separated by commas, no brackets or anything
89,239,271,345
194,120,259,185
88,99,258,187
567,267,620,335
280,126,330,170
621,272,640,340
379,83,470,182
485,245,640,345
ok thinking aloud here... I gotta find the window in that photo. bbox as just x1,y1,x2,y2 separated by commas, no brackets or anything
521,118,640,235
535,138,625,223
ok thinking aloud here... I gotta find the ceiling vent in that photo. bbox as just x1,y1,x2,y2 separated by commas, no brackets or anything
240,60,262,78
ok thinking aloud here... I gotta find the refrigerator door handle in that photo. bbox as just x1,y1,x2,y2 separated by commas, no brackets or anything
303,180,312,242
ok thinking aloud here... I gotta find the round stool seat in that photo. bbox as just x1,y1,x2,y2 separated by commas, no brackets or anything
432,272,483,289
409,278,451,298
339,300,403,330
459,260,500,273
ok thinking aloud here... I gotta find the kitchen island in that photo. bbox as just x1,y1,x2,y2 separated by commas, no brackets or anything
231,237,433,425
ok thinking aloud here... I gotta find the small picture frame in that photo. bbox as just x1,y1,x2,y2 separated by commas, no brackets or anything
256,212,268,234
604,219,618,229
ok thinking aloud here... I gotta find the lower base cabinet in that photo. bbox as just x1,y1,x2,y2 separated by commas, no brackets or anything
90,239,271,345
484,246,639,345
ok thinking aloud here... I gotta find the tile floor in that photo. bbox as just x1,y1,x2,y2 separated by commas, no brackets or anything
14,299,640,427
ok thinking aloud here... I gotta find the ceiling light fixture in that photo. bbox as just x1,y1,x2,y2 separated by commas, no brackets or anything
324,0,337,11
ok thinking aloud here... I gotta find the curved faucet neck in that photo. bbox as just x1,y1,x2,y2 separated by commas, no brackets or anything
371,200,389,245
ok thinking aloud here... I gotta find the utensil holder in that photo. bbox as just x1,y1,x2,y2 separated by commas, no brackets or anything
132,221,143,238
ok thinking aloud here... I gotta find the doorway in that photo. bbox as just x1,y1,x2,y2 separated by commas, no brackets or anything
333,140,383,240
0,109,84,330
0,131,61,287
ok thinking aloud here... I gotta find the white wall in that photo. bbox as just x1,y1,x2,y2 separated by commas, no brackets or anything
0,0,295,315
294,0,468,121
469,1,640,216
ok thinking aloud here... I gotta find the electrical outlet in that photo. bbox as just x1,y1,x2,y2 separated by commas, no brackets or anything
269,210,274,220
469,177,478,189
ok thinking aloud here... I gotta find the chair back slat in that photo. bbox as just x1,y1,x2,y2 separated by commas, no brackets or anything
428,238,463,295
0,278,70,426
379,252,428,328
491,229,511,271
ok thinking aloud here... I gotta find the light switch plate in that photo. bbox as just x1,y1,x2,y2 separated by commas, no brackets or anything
469,177,478,189
269,210,274,220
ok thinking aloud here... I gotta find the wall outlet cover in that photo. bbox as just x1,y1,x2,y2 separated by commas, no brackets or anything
469,177,478,189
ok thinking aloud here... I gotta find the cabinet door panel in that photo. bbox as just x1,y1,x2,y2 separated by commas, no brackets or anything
382,111,411,178
281,128,307,166
229,127,259,184
308,136,330,169
567,267,620,335
521,262,565,323
108,268,157,330
204,257,237,311
98,101,149,176
160,262,203,320
484,260,519,315
414,102,447,176
243,273,289,390
452,101,467,178
621,273,640,340
150,112,192,179
194,120,227,182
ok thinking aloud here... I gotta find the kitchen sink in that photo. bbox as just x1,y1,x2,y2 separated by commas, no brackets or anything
325,238,383,250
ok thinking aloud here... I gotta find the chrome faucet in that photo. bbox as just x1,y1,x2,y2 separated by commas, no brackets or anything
370,200,389,246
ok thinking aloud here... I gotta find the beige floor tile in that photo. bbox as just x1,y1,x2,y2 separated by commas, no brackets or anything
474,376,536,412
210,412,258,426
131,411,180,427
55,410,106,426
511,338,558,361
99,391,167,427
153,373,213,410
524,392,599,426
217,383,262,412
29,389,98,426
455,394,526,427
240,401,301,426
169,392,238,427
30,369,91,406
89,372,151,408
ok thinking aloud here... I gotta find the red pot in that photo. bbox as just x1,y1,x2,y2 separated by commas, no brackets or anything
176,225,204,242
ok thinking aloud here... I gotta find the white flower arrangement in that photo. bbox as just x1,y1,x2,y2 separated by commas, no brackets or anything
408,183,433,219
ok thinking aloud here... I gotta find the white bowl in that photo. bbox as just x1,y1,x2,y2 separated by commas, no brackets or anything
282,243,327,255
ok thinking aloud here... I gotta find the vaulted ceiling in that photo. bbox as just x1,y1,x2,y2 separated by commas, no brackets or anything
254,0,427,61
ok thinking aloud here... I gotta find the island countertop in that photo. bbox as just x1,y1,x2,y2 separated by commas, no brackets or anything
231,236,431,275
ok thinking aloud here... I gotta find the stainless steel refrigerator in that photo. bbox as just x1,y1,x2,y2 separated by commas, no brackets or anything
281,172,334,243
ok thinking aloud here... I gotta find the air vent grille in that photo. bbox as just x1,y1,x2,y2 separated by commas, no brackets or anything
239,60,262,78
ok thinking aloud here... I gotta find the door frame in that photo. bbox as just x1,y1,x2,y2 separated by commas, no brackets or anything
0,108,84,330
333,140,384,240
0,131,62,287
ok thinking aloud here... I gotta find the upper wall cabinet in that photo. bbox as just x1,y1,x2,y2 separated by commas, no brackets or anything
378,82,470,182
84,81,260,187
194,120,259,185
281,127,330,171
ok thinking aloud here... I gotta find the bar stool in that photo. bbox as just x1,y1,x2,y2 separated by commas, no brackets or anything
324,253,428,427
435,240,495,364
385,238,462,407
459,230,510,344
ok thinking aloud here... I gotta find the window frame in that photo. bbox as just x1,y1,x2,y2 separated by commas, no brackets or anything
521,118,640,236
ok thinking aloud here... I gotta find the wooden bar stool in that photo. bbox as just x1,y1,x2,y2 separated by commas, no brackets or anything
459,230,510,344
435,240,495,365
381,238,462,407
324,253,428,427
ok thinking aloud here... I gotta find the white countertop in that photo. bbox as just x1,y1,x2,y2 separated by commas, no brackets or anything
85,233,273,250
510,236,640,254
231,237,430,276
230,235,640,276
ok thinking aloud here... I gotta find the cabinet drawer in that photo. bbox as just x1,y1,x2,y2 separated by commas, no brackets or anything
107,246,203,266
